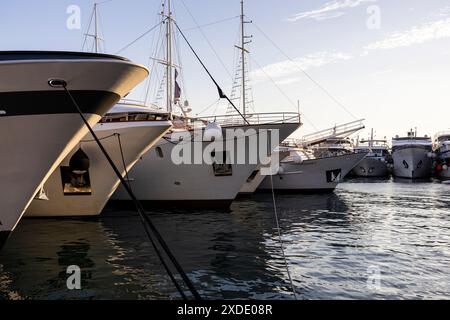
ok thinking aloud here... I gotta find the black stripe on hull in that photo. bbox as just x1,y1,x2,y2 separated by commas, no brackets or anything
0,91,120,117
0,51,129,62
0,231,11,251
106,199,234,211
256,188,336,194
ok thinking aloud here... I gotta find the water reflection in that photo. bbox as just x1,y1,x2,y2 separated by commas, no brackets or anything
0,180,450,299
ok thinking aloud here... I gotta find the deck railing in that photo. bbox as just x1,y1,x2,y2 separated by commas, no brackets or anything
198,112,301,127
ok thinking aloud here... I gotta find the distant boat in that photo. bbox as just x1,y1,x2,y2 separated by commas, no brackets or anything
433,131,450,181
392,129,433,179
351,129,391,177
24,102,172,217
0,51,148,250
258,146,367,193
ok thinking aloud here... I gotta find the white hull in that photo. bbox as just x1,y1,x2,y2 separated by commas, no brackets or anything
392,147,432,179
259,152,367,192
0,52,148,249
0,113,99,229
25,121,171,217
111,123,299,208
351,157,389,177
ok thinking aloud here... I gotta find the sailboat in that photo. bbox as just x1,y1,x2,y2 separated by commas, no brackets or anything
0,51,148,249
110,0,301,209
24,6,172,218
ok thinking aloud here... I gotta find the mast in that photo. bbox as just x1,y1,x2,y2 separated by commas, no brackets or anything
94,3,99,53
165,0,173,115
240,0,246,117
239,0,251,118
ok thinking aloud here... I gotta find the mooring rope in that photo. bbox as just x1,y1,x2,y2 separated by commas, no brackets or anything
269,174,297,299
57,81,201,300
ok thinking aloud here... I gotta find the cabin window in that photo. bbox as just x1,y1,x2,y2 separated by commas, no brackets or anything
403,160,409,169
155,147,164,158
212,151,233,176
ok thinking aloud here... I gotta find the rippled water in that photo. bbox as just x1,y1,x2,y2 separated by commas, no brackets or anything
1,178,450,300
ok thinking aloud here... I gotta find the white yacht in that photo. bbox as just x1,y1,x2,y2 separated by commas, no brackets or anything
25,102,172,217
111,113,300,208
392,129,433,179
351,130,391,177
258,146,367,192
0,51,148,249
239,120,366,195
111,1,301,209
433,131,450,181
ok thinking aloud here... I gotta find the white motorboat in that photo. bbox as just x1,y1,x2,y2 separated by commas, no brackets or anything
258,146,367,192
433,131,450,180
24,102,172,217
392,129,433,179
239,120,366,195
351,130,391,177
0,51,148,249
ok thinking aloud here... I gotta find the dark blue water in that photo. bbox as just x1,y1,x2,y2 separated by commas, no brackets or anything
1,179,450,300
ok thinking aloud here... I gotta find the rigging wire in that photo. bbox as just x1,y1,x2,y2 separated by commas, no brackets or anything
183,16,240,32
249,55,318,131
179,0,234,80
59,82,202,300
269,174,297,300
252,22,358,120
115,21,164,55
81,8,95,51
173,20,249,125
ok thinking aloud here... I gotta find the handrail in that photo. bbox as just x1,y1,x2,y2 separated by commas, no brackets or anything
199,112,301,126
297,119,365,147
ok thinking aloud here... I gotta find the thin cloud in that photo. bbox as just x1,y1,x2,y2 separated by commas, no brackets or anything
252,52,353,83
288,0,376,22
365,17,450,51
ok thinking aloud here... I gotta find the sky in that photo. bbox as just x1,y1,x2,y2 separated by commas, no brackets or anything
1,0,450,140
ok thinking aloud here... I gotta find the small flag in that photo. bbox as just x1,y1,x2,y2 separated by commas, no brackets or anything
174,69,181,103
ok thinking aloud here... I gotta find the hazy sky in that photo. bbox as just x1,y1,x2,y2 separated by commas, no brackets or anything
1,0,450,140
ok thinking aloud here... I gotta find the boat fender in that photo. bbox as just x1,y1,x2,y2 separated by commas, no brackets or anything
203,122,223,142
293,155,303,164
277,167,285,175
69,148,90,174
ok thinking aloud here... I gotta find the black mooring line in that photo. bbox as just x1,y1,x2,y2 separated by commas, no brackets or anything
60,84,201,300
115,133,187,300
173,20,250,126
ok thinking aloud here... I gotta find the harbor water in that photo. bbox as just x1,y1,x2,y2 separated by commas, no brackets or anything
1,179,449,300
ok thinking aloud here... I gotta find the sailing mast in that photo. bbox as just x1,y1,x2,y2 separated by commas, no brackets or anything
94,3,99,53
237,0,251,118
165,0,173,116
